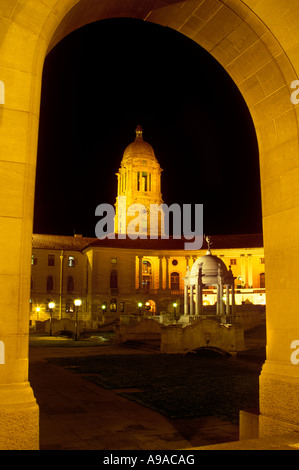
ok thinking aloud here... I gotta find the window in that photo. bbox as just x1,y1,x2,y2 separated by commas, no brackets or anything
47,275,53,293
171,272,180,290
142,172,148,191
67,276,74,293
230,259,237,265
142,260,152,290
65,302,74,313
260,258,265,264
110,270,118,289
31,254,37,265
142,260,152,275
172,259,178,266
48,254,55,266
68,256,75,267
260,273,265,289
110,298,117,312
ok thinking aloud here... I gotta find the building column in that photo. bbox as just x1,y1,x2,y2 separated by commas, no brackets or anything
231,282,236,314
165,256,169,290
158,256,163,291
240,254,246,287
247,254,253,288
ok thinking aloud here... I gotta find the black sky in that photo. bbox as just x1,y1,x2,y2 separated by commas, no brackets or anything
34,18,262,238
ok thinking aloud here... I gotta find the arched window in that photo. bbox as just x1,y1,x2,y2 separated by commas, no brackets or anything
110,298,117,312
110,269,118,289
67,276,74,293
260,273,265,289
171,272,180,290
47,275,53,293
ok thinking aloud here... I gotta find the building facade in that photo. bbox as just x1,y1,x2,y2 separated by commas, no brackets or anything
30,233,265,327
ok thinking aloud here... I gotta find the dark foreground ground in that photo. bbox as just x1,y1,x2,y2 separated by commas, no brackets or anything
28,327,265,450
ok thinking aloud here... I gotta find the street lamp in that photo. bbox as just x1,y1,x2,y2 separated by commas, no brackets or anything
36,307,40,320
173,302,178,322
48,301,55,336
138,302,143,315
74,299,82,341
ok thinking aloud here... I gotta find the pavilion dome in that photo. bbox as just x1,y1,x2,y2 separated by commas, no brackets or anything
190,251,229,286
122,125,157,162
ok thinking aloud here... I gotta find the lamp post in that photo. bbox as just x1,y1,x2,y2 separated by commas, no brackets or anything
173,302,178,322
48,301,55,336
74,299,82,341
138,302,143,315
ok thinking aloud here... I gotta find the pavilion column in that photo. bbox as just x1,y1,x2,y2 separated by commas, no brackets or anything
195,282,202,315
184,284,189,315
231,282,236,314
247,254,253,287
226,285,230,315
190,285,194,315
240,254,246,287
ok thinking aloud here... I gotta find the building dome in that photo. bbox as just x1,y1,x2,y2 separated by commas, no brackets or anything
122,125,157,161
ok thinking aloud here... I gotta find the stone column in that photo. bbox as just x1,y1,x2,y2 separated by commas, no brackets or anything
190,285,194,315
226,285,230,315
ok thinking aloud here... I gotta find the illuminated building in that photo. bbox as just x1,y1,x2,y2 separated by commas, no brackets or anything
30,127,265,327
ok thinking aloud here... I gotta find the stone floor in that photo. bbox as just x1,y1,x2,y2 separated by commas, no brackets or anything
29,343,240,450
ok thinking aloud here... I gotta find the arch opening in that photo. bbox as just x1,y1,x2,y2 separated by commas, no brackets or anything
1,0,299,447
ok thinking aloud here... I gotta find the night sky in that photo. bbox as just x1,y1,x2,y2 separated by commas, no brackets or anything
34,18,262,239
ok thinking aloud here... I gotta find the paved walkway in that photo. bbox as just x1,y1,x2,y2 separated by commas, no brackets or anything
29,343,239,450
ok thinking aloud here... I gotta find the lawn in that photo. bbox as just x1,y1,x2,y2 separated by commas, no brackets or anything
47,352,262,423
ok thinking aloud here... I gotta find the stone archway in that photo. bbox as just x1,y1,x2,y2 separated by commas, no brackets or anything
1,0,299,449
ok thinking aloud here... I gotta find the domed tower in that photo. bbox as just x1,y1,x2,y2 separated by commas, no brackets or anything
115,125,164,236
